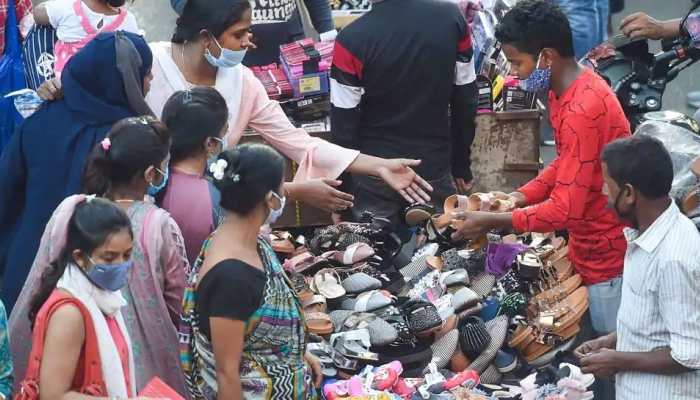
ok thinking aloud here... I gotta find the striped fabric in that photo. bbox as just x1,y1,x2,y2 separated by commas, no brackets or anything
180,237,316,400
22,25,57,90
616,201,700,400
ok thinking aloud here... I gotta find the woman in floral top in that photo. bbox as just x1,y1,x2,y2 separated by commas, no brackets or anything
0,299,12,400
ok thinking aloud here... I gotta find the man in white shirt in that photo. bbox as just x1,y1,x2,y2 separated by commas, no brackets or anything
574,134,700,400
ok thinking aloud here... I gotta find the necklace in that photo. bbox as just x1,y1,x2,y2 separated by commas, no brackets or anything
113,199,138,204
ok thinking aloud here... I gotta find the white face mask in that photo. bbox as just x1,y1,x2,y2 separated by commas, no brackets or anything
264,191,286,226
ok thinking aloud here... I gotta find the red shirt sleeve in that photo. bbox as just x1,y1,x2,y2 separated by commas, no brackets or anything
512,113,600,233
517,157,559,206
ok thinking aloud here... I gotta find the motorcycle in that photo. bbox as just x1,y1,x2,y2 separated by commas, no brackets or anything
584,1,700,131
584,1,700,229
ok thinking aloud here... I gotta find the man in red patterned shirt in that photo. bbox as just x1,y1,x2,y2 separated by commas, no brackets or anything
452,0,630,336
0,0,32,56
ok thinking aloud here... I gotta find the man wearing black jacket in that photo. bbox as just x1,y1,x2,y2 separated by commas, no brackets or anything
330,0,478,223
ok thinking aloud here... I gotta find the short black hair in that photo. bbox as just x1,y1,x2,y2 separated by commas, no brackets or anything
601,134,673,199
495,0,575,58
162,87,229,163
172,0,251,43
213,143,285,215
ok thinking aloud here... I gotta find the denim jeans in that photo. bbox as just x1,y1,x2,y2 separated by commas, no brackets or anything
587,276,623,335
553,0,609,60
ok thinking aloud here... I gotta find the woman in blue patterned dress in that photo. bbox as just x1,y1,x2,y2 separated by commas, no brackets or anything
180,143,323,400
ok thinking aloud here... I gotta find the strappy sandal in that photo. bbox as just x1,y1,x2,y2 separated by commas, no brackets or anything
323,242,377,266
521,287,589,361
340,290,393,312
468,193,493,211
532,274,582,304
331,329,379,361
270,231,296,254
284,252,334,274
312,269,346,299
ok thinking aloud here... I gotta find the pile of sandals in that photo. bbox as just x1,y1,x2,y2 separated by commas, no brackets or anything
269,196,592,397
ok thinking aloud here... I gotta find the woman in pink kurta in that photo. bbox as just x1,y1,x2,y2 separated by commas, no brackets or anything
146,0,433,213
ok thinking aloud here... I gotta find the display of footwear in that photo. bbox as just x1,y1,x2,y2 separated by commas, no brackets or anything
286,183,587,399
494,350,518,373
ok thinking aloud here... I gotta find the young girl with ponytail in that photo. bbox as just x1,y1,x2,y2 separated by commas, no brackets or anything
16,196,137,399
10,117,189,396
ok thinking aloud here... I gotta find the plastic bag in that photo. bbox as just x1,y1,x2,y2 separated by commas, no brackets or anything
5,88,43,118
635,120,700,201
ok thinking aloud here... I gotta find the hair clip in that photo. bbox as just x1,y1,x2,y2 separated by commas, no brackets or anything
101,138,111,152
183,89,192,103
232,174,241,183
139,116,149,125
85,194,97,203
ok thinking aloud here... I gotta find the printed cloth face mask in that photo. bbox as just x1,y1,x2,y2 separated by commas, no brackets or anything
519,51,551,93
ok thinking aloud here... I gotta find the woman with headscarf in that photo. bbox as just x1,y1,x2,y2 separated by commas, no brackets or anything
0,31,153,312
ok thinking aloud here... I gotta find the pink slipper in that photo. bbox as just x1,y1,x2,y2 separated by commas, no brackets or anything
323,242,376,265
373,361,403,391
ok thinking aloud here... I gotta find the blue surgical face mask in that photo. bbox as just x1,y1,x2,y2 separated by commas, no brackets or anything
519,51,551,93
147,164,169,197
264,191,286,226
204,34,247,69
85,257,132,292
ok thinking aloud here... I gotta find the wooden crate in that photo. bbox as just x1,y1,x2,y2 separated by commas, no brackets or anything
470,110,542,193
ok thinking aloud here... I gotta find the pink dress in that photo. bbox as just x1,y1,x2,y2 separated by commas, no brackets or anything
146,41,360,183
53,0,127,75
